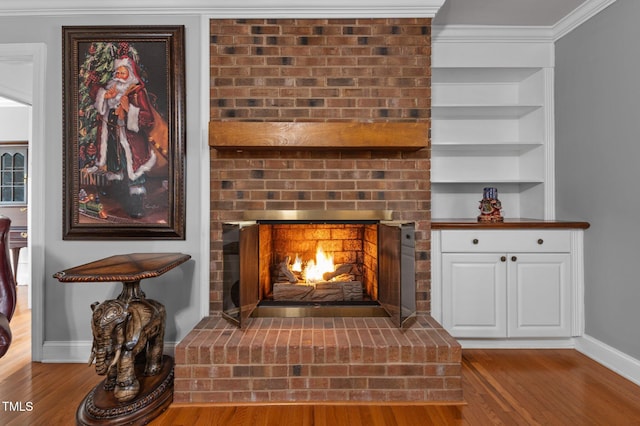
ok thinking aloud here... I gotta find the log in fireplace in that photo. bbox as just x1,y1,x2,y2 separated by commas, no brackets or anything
222,210,416,329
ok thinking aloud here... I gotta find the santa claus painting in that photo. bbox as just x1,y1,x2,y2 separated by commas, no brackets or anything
76,40,170,223
63,26,184,240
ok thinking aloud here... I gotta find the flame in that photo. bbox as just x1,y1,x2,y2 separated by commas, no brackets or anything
291,254,303,272
302,246,334,283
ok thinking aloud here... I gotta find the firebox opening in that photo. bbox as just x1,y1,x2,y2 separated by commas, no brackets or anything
223,221,379,312
262,221,378,303
222,210,416,327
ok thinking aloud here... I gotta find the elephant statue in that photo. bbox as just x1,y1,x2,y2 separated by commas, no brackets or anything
88,297,166,403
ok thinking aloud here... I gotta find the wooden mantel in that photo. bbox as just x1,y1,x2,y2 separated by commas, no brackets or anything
208,121,429,150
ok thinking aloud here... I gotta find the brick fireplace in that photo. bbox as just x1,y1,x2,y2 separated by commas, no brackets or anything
174,18,462,404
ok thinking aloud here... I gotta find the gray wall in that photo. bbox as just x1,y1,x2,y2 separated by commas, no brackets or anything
556,0,640,359
0,14,206,359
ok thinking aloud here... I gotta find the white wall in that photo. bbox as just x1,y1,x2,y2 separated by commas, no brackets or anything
0,14,206,361
0,61,33,105
556,0,640,359
0,103,29,140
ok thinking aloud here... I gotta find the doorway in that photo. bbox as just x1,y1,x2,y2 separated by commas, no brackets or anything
0,97,31,368
0,43,46,362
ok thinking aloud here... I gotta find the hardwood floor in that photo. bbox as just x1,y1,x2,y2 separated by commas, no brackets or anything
0,284,31,378
2,286,640,425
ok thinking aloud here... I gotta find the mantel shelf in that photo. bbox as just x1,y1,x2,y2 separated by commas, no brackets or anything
209,121,429,150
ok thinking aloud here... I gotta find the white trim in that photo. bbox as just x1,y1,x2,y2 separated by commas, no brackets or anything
456,338,577,350
554,0,618,41
543,67,556,220
41,341,92,363
432,25,554,43
576,335,640,387
0,0,444,17
431,26,554,69
29,43,46,363
42,341,177,363
432,0,619,44
199,15,211,319
570,230,585,336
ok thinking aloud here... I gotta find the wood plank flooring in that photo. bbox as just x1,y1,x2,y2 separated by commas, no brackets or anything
2,286,640,425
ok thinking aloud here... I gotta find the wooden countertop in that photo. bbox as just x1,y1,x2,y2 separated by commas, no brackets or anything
432,218,590,230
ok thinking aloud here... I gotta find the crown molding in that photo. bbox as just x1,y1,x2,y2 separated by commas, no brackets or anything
0,0,445,17
432,0,619,44
553,0,618,40
432,25,554,43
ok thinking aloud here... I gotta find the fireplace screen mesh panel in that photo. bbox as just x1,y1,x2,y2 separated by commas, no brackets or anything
222,218,416,329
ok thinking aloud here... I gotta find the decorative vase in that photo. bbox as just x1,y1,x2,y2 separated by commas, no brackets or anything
478,187,504,223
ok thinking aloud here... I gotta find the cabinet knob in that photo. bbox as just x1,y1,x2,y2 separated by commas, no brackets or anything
472,238,479,245
500,256,506,262
537,239,544,245
511,256,517,262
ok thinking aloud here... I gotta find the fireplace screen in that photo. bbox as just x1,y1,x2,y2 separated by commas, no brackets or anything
222,211,416,329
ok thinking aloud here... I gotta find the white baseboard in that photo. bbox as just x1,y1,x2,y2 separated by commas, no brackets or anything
456,338,577,350
575,334,640,387
41,341,177,363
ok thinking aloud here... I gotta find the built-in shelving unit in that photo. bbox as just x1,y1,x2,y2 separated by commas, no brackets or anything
430,35,555,220
429,28,587,349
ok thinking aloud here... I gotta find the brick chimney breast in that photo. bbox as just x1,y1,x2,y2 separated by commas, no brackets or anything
209,18,432,315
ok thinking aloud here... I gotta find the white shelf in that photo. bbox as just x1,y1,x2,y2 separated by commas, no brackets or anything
430,63,553,220
432,67,540,83
432,179,544,185
431,105,541,119
431,142,542,155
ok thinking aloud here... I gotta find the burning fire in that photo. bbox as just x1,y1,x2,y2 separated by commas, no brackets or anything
291,254,303,272
293,247,334,283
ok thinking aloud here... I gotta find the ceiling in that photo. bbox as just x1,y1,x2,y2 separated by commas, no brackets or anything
433,0,588,26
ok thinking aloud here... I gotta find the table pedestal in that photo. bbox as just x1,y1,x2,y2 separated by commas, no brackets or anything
77,355,174,426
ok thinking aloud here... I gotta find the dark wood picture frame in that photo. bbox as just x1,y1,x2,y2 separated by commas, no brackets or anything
62,26,185,240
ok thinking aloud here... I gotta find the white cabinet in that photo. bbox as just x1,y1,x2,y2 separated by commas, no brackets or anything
432,229,585,342
442,252,570,338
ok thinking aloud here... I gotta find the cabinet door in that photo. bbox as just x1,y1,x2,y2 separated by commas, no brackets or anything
442,253,507,338
507,253,571,337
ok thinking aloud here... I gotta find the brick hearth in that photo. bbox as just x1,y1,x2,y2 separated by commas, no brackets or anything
175,316,461,403
174,17,463,405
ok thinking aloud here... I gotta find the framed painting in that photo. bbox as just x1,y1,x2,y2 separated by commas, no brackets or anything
62,26,185,240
